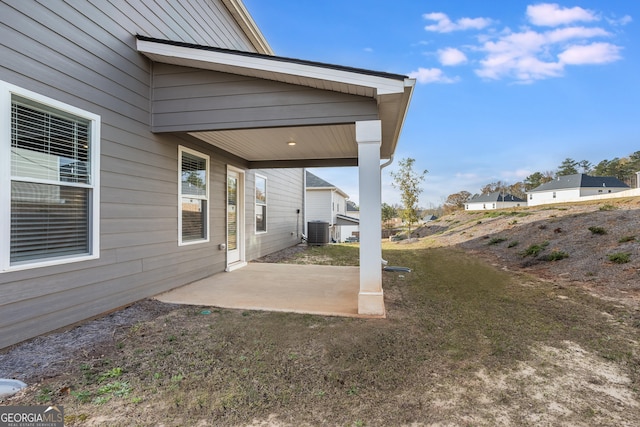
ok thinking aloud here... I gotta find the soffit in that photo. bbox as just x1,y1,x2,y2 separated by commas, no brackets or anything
189,124,356,162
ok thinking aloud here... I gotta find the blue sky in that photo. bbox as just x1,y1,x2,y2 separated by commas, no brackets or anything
243,1,639,207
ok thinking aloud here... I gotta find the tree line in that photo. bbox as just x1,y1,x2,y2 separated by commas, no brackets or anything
443,150,640,213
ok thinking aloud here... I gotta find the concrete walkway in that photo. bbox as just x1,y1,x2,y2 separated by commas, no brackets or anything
154,263,363,317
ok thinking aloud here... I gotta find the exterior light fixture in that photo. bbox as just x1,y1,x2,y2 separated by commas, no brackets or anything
287,140,296,146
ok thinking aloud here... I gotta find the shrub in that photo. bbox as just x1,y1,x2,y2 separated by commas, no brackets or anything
599,204,617,211
618,235,636,243
488,237,507,245
588,226,606,235
541,251,569,261
608,253,631,264
507,241,519,248
520,241,549,257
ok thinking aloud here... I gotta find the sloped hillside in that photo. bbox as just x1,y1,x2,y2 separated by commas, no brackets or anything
416,198,640,303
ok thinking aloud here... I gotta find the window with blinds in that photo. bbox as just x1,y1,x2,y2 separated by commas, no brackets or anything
179,147,209,244
255,175,267,233
8,93,97,266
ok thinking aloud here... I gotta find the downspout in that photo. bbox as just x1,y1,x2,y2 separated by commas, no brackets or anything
379,155,394,265
302,168,307,241
380,154,394,171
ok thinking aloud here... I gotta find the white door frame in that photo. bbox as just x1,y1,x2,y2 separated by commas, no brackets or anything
226,166,247,271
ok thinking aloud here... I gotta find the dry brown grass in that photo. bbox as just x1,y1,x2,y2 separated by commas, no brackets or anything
3,200,640,426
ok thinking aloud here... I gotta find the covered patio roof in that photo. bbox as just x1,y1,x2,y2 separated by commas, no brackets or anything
136,35,414,168
137,35,415,316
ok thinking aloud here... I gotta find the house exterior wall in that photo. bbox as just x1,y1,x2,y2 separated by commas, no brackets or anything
466,201,525,211
0,0,301,348
527,189,581,206
151,63,378,133
528,187,634,206
306,190,332,224
245,168,304,260
579,187,629,197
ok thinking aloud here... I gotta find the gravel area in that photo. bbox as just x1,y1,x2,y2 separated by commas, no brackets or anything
0,300,179,383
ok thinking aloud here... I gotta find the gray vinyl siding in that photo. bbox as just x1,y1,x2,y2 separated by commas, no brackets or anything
0,0,299,349
151,64,379,132
245,169,305,260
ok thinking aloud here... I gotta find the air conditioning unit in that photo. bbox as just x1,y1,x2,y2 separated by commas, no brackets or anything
307,221,329,245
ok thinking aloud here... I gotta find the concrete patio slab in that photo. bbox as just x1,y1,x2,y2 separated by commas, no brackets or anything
154,263,365,317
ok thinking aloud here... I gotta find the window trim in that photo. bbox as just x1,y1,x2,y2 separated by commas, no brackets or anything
178,146,210,245
1,80,100,272
255,174,267,234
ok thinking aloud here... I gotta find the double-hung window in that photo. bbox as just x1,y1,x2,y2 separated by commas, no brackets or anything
255,175,267,233
1,81,100,271
178,146,209,244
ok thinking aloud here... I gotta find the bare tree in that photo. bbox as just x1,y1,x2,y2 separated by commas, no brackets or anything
443,191,471,214
390,158,427,238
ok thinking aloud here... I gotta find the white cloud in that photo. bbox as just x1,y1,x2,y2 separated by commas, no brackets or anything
558,42,622,65
545,26,610,43
408,67,459,84
363,47,374,53
423,12,492,33
474,25,619,82
527,3,598,27
607,15,633,26
415,5,624,84
438,47,468,66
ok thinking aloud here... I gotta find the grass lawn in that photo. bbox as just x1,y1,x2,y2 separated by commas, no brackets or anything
11,244,640,426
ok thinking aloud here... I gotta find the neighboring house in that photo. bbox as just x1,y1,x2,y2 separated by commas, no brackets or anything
421,214,437,223
342,201,360,241
0,0,414,347
527,174,630,206
305,171,359,242
465,192,526,211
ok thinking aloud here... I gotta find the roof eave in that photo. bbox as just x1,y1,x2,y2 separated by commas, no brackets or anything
220,0,273,55
136,37,410,97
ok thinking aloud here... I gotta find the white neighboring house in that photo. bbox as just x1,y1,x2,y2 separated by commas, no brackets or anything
465,192,527,211
342,201,360,241
527,174,630,206
305,171,359,242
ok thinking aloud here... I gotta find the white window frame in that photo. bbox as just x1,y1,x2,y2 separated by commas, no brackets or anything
178,146,210,245
0,80,100,272
255,174,267,234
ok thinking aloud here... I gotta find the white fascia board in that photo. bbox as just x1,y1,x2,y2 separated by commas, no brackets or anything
137,39,407,96
220,0,273,55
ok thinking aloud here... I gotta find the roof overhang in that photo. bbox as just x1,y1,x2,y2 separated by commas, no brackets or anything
220,0,273,55
137,36,415,167
336,214,360,226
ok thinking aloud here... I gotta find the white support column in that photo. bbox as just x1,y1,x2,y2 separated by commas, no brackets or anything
356,120,385,316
